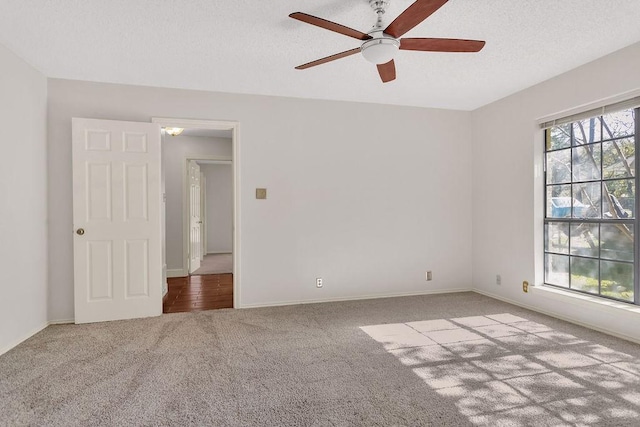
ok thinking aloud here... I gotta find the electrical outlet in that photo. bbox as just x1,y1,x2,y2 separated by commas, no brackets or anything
426,271,432,281
316,278,323,288
496,274,501,285
523,280,529,293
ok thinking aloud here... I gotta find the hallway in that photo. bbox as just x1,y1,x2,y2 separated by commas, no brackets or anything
163,274,233,313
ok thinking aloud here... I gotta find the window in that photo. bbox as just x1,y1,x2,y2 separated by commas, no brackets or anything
544,108,639,303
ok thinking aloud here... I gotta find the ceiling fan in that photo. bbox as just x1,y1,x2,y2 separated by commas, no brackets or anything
289,0,485,83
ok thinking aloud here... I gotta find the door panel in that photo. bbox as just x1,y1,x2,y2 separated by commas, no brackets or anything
124,164,148,220
200,171,206,262
124,239,149,298
86,240,113,301
73,118,162,324
87,163,112,220
189,161,202,273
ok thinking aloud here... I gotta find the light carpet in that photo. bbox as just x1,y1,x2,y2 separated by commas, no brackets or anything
2,292,640,426
192,253,232,275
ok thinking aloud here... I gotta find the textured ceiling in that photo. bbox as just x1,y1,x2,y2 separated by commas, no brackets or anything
2,0,640,110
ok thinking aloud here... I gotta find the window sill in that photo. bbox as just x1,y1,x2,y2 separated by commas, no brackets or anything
532,284,640,316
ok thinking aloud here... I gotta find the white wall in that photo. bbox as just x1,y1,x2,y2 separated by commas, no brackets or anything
201,163,233,254
47,79,472,320
162,135,231,273
0,44,48,354
8,37,638,345
471,41,640,342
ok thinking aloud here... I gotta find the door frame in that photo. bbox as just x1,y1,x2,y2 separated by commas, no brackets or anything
152,118,240,309
185,156,231,273
192,158,233,262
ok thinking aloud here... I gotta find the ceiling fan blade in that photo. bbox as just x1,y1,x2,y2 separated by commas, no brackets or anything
295,48,361,70
385,0,449,38
400,38,485,52
289,12,372,40
376,60,396,83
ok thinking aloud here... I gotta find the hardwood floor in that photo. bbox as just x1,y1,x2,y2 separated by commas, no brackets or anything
163,274,233,313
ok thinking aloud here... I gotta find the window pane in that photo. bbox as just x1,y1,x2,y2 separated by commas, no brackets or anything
570,257,599,295
603,138,634,179
600,224,634,262
573,182,601,218
602,109,635,140
546,125,571,151
544,108,636,303
570,223,599,258
545,222,569,254
545,254,569,287
573,117,602,145
572,144,601,182
546,185,571,218
600,260,634,302
546,148,571,184
603,179,635,219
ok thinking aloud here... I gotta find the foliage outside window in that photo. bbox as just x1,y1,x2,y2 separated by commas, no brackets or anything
544,108,638,303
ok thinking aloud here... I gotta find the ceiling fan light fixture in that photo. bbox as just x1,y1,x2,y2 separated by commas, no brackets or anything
361,37,400,64
164,127,184,136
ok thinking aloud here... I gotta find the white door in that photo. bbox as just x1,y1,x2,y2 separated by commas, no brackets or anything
188,161,202,273
200,171,207,261
72,118,162,324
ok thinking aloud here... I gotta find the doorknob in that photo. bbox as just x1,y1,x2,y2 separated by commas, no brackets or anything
76,228,85,236
198,221,202,224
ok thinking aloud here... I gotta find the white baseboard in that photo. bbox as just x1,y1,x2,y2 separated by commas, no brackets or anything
239,288,473,309
206,251,232,255
0,322,49,357
14,288,636,357
473,289,640,345
49,319,74,325
167,268,187,278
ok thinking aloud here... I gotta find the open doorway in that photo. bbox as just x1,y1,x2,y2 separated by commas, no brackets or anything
152,119,238,314
190,159,233,276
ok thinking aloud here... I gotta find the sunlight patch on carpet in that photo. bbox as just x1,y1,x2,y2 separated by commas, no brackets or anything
360,313,640,426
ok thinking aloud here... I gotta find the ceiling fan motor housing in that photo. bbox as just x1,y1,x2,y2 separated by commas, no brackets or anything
361,0,398,64
361,31,400,64
369,0,390,15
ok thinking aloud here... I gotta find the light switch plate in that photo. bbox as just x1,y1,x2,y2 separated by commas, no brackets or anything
256,188,267,199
